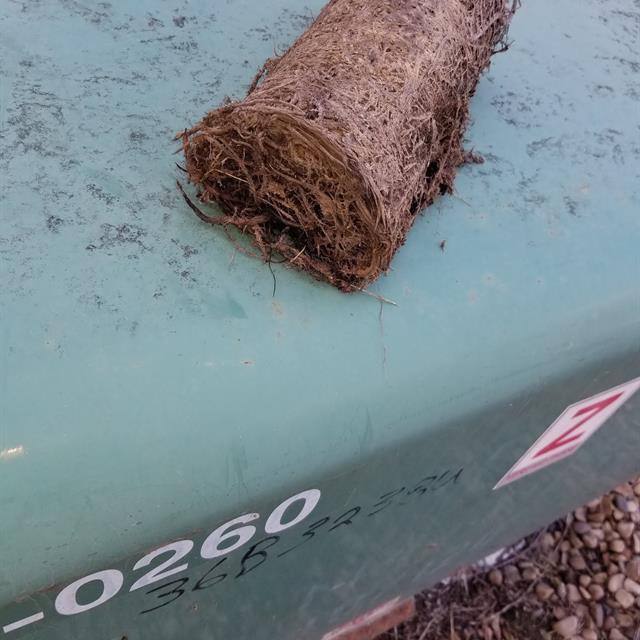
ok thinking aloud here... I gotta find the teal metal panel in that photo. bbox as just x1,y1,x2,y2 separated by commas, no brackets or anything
0,0,639,638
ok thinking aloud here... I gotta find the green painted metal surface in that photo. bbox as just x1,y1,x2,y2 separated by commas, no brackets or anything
1,0,639,638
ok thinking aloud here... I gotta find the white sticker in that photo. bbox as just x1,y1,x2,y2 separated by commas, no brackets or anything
494,376,640,489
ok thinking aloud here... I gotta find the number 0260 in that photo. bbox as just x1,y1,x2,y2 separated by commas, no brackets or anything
53,489,321,617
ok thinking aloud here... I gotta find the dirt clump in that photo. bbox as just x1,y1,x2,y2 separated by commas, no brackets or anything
180,0,517,291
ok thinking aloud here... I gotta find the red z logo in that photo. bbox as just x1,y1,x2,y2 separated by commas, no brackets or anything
533,392,623,458
494,377,640,490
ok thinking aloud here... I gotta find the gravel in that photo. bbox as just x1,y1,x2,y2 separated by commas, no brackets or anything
379,479,640,640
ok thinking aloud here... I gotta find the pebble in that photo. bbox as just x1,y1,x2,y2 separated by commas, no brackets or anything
567,584,582,603
536,582,555,601
579,586,591,601
616,484,633,497
615,496,629,512
634,482,640,497
488,569,503,586
609,539,626,553
588,584,605,601
574,604,589,619
614,588,634,609
608,573,624,593
603,497,614,517
622,577,640,596
633,533,640,554
503,565,520,584
593,603,604,628
579,574,591,588
616,613,633,628
609,630,626,640
570,553,588,571
574,521,591,535
582,631,598,640
625,558,640,581
617,522,634,538
554,606,568,620
570,533,584,550
553,616,579,638
522,567,537,581
575,507,587,522
541,532,556,550
593,572,608,584
583,534,599,549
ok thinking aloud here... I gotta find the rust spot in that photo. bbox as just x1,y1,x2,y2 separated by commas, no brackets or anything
322,597,415,640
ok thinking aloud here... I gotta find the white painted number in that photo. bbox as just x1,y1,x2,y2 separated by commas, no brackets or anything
129,540,194,592
55,570,124,615
34,488,321,625
200,513,260,559
265,489,322,533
